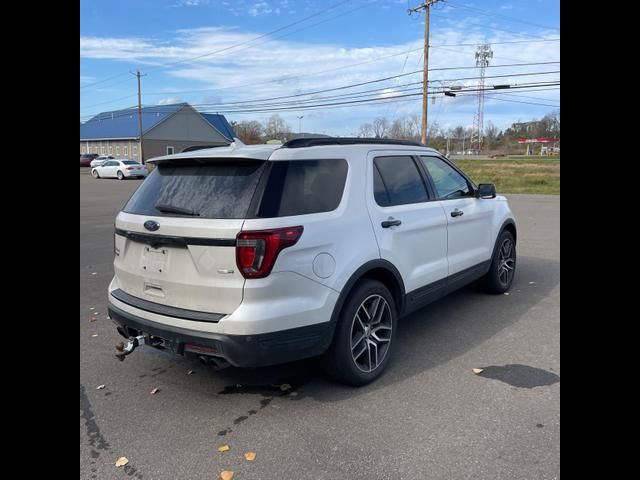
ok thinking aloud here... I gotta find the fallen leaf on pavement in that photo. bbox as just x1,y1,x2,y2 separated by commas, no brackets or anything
90,316,97,322
91,272,97,275
244,452,256,461
529,281,536,285
280,383,291,391
115,457,128,467
150,387,160,395
89,307,95,310
289,391,298,397
472,368,483,374
217,445,230,452
220,470,234,480
504,292,510,295
92,334,98,337
187,370,194,375
96,384,105,390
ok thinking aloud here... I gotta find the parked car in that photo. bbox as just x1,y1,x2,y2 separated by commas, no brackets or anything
90,155,115,168
107,138,517,385
80,153,99,167
91,159,147,180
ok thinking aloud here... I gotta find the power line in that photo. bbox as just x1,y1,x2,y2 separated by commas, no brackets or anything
80,82,558,121
431,38,559,47
80,72,132,90
81,66,559,119
444,1,560,31
186,71,560,109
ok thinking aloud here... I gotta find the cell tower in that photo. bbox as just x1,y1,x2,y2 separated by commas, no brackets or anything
471,44,493,153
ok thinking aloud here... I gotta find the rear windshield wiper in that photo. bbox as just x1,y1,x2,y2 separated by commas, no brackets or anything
155,203,200,216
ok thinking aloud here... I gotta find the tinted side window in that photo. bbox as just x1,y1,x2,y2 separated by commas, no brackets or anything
373,156,428,206
420,156,471,199
256,159,348,217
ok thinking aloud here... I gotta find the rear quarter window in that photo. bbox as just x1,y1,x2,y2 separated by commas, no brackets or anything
255,159,348,217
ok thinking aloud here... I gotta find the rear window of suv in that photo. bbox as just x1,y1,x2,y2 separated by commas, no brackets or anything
123,160,267,219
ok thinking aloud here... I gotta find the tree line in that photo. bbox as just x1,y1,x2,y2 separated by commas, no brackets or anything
230,110,560,155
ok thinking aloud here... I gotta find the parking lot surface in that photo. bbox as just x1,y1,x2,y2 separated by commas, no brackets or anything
80,169,559,480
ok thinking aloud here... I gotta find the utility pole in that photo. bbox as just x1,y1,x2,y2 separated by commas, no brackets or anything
131,70,147,163
409,0,441,145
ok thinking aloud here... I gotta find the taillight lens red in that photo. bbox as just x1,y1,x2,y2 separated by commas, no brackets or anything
126,166,134,170
236,226,303,278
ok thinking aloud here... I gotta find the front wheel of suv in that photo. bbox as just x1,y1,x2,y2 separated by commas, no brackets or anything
481,230,516,294
323,279,397,386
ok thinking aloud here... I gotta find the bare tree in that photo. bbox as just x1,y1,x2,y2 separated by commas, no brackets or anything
357,123,373,137
406,115,420,140
484,121,499,152
234,120,263,144
389,119,404,139
372,117,389,138
263,114,290,140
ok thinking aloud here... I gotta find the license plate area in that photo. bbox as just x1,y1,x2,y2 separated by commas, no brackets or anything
142,246,168,273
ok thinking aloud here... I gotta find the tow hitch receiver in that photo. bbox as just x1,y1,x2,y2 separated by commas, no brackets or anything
115,335,147,361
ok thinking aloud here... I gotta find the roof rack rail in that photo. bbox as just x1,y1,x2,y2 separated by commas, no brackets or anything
281,137,425,148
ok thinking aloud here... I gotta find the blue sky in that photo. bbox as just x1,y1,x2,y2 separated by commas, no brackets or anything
80,0,560,135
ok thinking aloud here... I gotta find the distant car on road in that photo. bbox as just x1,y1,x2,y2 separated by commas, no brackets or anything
80,153,99,167
90,155,115,168
92,159,148,180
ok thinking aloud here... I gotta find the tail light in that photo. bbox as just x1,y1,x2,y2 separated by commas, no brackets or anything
236,226,303,279
126,166,135,170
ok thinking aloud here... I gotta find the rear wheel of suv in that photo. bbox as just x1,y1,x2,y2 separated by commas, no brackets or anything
117,170,124,180
91,169,100,179
481,230,516,294
323,279,397,386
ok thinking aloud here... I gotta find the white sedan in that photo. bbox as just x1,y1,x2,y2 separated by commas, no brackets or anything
90,155,115,168
91,159,148,180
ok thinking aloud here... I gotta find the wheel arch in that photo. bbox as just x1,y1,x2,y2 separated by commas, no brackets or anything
325,260,406,347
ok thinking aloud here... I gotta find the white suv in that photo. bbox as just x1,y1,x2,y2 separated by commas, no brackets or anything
108,138,517,385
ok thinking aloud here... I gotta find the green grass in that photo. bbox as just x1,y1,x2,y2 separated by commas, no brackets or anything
452,159,560,195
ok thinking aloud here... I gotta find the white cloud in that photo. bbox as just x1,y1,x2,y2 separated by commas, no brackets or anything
157,97,184,105
176,0,209,5
499,4,513,10
80,25,559,132
248,1,272,16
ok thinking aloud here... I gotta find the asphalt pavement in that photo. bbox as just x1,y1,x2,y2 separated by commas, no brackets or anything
80,168,559,480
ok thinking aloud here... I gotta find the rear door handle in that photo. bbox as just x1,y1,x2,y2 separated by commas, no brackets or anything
450,209,464,217
381,218,402,228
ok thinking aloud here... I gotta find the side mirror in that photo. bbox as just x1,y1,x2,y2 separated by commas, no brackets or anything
477,183,496,199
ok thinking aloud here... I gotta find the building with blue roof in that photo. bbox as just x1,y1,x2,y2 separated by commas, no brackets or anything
80,103,236,162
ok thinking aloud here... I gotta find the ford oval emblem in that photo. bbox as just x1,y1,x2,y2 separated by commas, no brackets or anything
144,220,160,231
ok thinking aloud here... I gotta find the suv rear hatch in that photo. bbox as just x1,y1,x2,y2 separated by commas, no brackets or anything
113,158,267,315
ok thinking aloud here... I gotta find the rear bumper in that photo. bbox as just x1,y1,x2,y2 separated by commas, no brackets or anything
108,302,333,368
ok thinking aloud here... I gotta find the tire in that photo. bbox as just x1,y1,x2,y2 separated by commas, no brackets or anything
323,279,397,386
91,169,100,179
481,230,516,294
117,170,124,180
